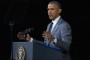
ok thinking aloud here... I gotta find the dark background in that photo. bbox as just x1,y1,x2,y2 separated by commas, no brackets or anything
0,0,89,60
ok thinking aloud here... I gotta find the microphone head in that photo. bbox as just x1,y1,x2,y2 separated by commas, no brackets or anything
21,28,34,35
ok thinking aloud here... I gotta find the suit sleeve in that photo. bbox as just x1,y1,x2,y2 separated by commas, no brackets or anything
56,23,72,51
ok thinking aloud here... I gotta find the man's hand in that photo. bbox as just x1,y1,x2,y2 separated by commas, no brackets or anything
42,31,55,41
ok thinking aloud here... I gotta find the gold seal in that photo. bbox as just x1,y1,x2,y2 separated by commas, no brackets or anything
17,46,26,60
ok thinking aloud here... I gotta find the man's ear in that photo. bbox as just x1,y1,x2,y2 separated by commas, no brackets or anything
58,8,62,14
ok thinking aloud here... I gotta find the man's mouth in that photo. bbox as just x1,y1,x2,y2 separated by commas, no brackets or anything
48,15,52,17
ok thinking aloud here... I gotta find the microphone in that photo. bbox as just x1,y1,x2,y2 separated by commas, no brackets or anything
20,28,34,35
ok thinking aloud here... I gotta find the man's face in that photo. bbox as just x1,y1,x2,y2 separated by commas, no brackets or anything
47,4,62,20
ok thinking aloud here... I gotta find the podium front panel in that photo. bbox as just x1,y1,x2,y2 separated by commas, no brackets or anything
12,42,63,60
13,42,33,60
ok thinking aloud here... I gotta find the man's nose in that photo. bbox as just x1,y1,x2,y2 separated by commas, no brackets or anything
48,10,51,14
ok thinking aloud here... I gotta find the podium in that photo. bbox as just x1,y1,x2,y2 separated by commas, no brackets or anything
12,41,63,60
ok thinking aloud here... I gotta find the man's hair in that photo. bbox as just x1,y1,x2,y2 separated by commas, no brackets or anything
48,1,62,9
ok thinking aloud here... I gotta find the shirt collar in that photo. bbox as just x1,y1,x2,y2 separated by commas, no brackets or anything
52,16,61,24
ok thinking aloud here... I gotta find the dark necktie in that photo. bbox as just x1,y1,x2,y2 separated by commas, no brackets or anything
48,22,53,46
44,22,53,46
49,22,53,32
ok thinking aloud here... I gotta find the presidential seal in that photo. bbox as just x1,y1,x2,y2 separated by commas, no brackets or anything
17,46,26,60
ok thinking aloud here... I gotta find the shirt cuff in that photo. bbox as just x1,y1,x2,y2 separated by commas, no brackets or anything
53,38,57,43
29,38,33,42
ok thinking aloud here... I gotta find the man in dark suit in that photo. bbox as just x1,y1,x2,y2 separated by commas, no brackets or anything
17,1,72,60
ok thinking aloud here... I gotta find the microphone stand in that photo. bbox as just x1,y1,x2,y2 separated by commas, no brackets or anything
9,20,14,60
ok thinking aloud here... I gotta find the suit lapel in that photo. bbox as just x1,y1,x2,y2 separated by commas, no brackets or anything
51,24,59,35
51,18,63,35
47,22,52,32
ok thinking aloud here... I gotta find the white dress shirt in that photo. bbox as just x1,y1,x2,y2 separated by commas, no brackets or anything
51,16,61,43
51,16,60,32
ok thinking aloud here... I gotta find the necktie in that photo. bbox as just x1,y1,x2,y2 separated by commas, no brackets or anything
49,22,53,32
44,22,53,46
48,22,53,46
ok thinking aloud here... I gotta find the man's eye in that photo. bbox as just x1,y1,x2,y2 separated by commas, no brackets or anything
50,8,53,10
47,8,55,11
